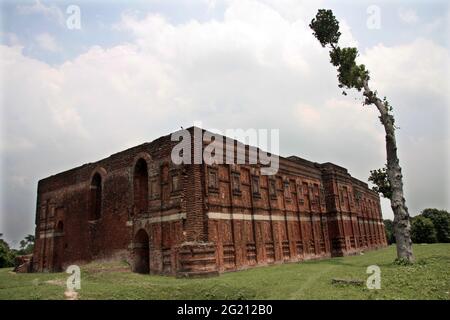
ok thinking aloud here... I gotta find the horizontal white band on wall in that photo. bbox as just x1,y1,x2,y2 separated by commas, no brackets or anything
39,231,54,239
39,231,56,239
131,212,187,225
207,212,325,222
152,212,186,223
39,231,63,239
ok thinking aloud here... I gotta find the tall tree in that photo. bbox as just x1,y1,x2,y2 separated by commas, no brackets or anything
310,9,414,262
18,234,35,255
25,234,35,243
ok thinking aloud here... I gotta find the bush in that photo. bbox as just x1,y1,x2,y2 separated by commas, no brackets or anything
411,216,437,244
383,219,396,244
0,237,16,268
421,209,450,243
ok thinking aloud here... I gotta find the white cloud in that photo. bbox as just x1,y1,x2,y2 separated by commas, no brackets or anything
398,8,419,24
361,38,450,98
1,0,449,242
0,32,21,46
35,33,61,52
16,0,64,25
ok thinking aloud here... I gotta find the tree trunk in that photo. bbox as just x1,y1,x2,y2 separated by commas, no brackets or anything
363,81,414,262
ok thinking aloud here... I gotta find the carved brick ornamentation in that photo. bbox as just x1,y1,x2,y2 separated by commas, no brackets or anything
31,127,386,276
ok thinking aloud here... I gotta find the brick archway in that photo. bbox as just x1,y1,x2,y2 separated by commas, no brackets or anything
133,158,149,216
89,173,103,220
132,229,150,274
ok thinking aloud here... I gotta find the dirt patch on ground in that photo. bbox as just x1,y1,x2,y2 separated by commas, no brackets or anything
84,266,131,274
64,290,79,300
45,279,79,300
45,279,66,286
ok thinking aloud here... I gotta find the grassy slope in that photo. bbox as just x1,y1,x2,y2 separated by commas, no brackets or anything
0,244,449,300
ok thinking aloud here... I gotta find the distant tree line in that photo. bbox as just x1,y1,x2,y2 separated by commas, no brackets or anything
384,208,450,244
0,233,35,268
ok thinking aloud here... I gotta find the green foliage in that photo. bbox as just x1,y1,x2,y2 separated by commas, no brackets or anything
310,9,369,94
393,257,414,266
383,219,396,244
0,233,35,267
0,234,16,268
411,216,437,244
329,47,368,91
17,234,35,255
310,9,397,118
368,166,392,199
421,209,450,243
309,9,341,48
383,210,449,245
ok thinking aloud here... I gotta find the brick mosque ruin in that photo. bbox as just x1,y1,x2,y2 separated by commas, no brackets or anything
32,127,387,277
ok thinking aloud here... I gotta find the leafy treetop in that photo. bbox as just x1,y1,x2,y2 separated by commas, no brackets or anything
309,9,369,93
309,9,341,48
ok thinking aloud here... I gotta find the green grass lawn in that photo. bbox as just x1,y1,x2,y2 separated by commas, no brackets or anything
1,244,449,300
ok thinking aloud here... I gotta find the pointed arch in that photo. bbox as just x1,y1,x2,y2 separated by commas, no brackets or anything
132,229,150,274
133,158,149,215
89,172,102,220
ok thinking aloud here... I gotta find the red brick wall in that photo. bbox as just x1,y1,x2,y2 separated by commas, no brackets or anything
205,155,386,271
33,133,189,273
33,127,386,275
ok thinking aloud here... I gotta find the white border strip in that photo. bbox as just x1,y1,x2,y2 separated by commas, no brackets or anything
208,212,322,222
154,212,186,223
208,212,378,224
131,212,187,225
39,231,63,239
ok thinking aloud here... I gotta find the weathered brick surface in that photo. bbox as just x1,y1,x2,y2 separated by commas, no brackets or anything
32,127,387,276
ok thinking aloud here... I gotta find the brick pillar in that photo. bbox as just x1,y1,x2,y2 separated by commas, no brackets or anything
184,164,206,242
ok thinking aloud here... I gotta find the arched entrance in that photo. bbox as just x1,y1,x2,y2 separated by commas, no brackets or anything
56,220,64,232
133,158,148,215
133,229,150,274
89,173,102,220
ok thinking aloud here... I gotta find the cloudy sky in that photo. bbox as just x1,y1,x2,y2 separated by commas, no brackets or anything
1,0,449,246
